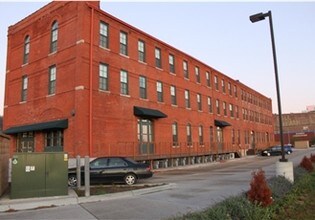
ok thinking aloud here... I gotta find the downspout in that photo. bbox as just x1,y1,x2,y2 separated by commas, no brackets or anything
89,7,94,156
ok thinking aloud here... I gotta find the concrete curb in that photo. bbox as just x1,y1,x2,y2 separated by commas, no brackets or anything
0,183,175,212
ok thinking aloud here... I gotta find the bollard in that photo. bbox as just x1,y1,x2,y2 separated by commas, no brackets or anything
84,156,90,197
76,155,81,188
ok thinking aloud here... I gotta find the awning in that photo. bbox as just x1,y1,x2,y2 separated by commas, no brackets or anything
214,119,231,128
3,119,68,135
134,106,167,119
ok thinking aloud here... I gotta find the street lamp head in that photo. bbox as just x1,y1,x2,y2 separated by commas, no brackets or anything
249,12,268,23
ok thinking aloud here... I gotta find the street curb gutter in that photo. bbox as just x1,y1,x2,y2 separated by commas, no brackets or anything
0,183,175,212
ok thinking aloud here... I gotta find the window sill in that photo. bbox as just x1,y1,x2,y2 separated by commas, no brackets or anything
139,98,149,101
48,51,57,56
100,46,110,51
171,104,178,107
19,101,26,104
138,60,147,65
155,67,163,71
99,89,110,94
46,94,56,98
170,72,176,76
120,94,130,98
119,54,129,58
21,63,29,67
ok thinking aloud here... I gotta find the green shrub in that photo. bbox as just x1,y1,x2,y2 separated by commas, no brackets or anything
267,175,293,201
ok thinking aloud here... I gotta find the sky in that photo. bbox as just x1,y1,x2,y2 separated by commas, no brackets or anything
0,1,314,116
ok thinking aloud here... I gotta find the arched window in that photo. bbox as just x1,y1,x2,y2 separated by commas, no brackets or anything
50,21,58,53
23,35,30,64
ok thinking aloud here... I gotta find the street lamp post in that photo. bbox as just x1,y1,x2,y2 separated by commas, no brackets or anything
249,11,287,162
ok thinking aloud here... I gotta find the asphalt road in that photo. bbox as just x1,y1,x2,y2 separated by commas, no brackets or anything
1,148,314,220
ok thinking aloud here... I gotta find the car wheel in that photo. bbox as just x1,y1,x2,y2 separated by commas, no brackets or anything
124,173,137,185
267,153,271,156
287,151,291,155
68,175,77,187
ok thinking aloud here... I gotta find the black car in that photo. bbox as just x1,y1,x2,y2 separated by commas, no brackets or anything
68,157,153,187
261,145,293,156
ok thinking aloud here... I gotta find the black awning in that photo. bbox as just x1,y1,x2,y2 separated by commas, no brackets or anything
214,119,231,128
134,106,167,119
3,119,68,135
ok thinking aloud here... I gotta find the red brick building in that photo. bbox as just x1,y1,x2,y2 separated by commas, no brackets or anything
274,112,315,148
3,1,274,165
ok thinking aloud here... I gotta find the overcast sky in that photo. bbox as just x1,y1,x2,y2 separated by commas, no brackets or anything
0,1,314,116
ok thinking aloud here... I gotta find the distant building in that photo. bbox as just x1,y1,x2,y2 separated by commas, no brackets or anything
274,112,315,148
306,105,315,112
3,1,274,165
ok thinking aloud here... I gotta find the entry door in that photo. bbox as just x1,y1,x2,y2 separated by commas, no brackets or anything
216,127,223,153
138,119,154,154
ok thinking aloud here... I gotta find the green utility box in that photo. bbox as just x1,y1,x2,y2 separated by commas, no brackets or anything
11,152,68,199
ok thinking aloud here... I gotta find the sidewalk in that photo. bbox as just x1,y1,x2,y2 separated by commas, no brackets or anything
0,183,175,212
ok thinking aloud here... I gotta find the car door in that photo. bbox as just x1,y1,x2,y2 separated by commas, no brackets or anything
89,158,109,183
107,158,130,182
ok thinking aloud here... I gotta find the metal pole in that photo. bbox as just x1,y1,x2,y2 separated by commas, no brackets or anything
267,11,287,162
84,156,90,197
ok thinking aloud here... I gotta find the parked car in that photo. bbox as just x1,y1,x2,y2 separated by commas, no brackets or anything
261,145,293,156
68,157,153,187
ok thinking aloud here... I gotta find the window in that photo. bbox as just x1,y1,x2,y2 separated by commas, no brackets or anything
185,90,190,109
197,93,202,111
21,75,28,102
195,66,200,83
48,65,56,95
45,130,64,152
209,126,214,146
229,104,234,117
17,132,34,152
156,81,163,102
216,99,220,114
206,71,211,87
155,47,162,68
222,79,226,93
120,70,128,95
99,63,108,91
183,60,189,78
169,54,175,73
235,106,239,118
109,158,127,167
172,122,178,146
139,76,147,99
207,97,213,113
99,21,109,48
199,125,204,145
228,82,232,95
23,35,30,64
120,31,128,55
170,85,177,105
223,101,227,116
232,129,235,144
138,40,146,62
214,76,219,90
234,85,238,97
50,21,58,53
186,123,192,145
